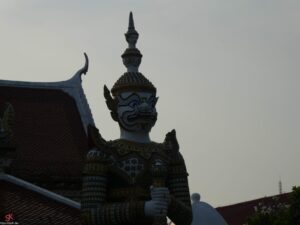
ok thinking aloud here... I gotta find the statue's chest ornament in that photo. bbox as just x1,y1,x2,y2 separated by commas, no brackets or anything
108,140,170,184
116,157,144,179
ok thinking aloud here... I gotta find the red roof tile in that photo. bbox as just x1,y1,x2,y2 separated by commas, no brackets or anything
216,193,290,225
0,180,81,225
0,86,89,182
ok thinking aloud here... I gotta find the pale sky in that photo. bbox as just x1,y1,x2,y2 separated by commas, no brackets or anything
0,0,299,207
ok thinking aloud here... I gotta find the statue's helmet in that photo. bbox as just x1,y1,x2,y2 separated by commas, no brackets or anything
104,12,158,133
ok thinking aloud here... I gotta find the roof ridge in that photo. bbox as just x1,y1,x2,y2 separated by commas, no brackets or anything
216,192,290,209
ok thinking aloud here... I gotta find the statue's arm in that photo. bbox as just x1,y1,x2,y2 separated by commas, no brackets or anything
167,153,192,225
164,130,192,225
80,148,145,225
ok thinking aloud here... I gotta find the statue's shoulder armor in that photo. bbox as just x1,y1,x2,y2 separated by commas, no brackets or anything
85,147,107,162
164,129,189,176
87,125,112,161
163,129,184,163
88,125,109,149
163,129,179,154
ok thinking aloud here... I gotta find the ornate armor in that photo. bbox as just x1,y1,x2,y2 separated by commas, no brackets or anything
81,126,192,225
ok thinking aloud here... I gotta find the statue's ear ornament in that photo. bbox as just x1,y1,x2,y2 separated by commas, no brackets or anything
154,97,159,106
104,85,118,121
87,124,108,149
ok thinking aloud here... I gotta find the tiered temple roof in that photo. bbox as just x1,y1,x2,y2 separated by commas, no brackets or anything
0,53,92,202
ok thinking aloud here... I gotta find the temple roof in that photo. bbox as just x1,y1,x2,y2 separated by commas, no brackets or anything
0,174,80,224
0,53,91,183
216,193,290,225
0,53,93,133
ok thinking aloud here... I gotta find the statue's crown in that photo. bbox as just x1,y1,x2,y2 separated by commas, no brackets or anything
111,12,156,96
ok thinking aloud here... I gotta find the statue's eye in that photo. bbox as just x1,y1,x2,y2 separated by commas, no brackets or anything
129,101,138,108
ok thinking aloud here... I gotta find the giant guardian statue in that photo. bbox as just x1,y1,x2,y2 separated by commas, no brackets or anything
81,12,192,225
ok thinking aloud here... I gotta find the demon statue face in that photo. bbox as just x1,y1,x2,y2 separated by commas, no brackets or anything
116,92,158,133
104,85,158,133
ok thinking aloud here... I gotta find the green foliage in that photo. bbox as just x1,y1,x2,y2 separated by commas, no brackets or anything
290,186,300,225
246,186,300,225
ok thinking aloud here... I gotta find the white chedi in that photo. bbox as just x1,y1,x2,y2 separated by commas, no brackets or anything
190,193,228,225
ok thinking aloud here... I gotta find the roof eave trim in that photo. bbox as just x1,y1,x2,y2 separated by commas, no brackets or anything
0,173,81,209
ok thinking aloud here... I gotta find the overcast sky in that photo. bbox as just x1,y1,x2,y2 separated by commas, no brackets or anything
0,0,299,207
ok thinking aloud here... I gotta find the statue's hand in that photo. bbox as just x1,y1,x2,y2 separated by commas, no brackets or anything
144,187,170,217
150,187,170,204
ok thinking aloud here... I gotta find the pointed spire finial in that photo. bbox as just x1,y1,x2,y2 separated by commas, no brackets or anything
128,11,135,30
125,12,139,48
122,12,142,72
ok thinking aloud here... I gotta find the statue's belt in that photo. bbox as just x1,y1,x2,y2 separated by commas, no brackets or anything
108,187,150,199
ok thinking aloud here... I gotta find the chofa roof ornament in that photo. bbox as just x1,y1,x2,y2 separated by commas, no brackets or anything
110,12,156,96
